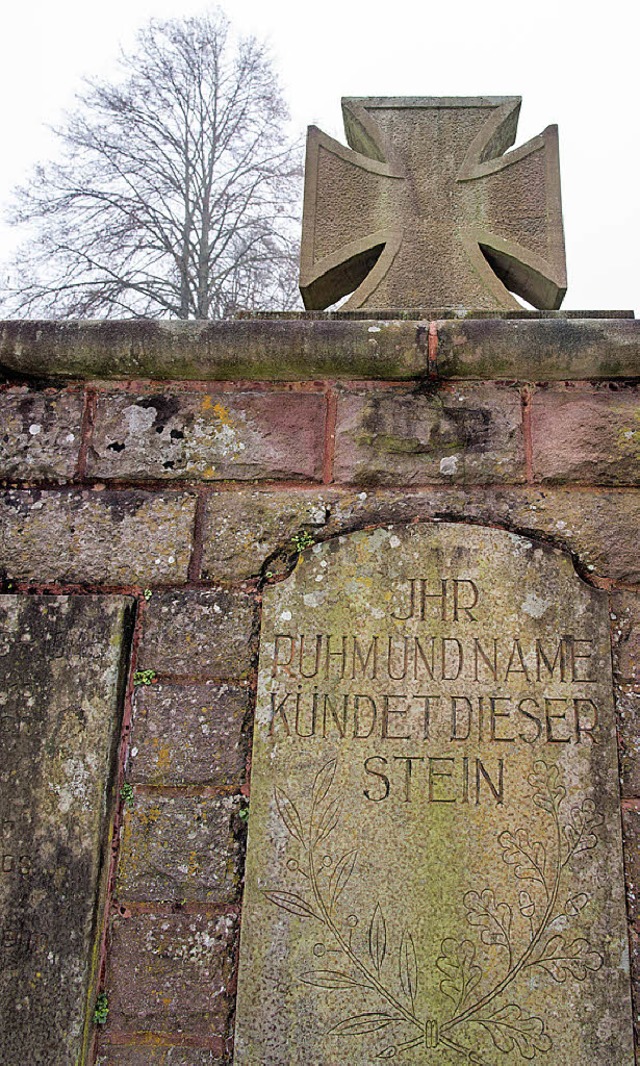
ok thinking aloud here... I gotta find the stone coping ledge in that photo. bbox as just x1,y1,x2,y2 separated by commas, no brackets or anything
1,317,639,383
236,309,636,321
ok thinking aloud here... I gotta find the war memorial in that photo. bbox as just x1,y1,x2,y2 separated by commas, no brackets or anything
0,96,638,1064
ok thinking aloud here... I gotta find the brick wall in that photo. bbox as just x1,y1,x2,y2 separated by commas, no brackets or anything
0,315,638,1063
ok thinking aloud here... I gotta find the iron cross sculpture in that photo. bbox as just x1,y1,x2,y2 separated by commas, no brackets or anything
299,96,567,311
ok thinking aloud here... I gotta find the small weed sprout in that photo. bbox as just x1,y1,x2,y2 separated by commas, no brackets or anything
120,782,134,810
143,588,152,601
133,669,157,686
93,992,109,1026
291,530,314,554
238,806,249,824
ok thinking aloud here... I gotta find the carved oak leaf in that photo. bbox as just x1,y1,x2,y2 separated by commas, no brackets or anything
498,828,546,884
528,760,566,813
477,1003,552,1059
564,799,604,858
436,938,482,1010
534,935,604,982
464,888,512,950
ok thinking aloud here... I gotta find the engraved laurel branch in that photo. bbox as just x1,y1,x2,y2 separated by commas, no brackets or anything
263,758,604,1062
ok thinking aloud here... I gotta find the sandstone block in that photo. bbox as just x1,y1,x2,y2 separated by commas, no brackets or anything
611,591,640,687
128,683,248,786
0,490,196,585
88,389,325,481
235,522,634,1063
201,486,640,587
327,487,640,585
117,795,243,903
0,387,84,480
137,590,257,679
531,384,640,484
200,489,331,581
616,687,640,798
0,594,133,1066
97,1047,224,1065
630,926,640,1049
333,384,524,484
106,912,236,1037
622,807,640,923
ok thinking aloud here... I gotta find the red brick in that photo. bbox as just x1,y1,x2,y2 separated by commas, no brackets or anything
137,590,257,679
116,795,243,902
105,912,236,1037
129,683,248,787
531,383,640,484
88,389,325,481
333,383,524,485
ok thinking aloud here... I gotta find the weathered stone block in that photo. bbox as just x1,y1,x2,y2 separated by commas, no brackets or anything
622,808,640,923
333,384,524,484
105,912,236,1037
89,389,325,481
0,594,133,1066
201,489,331,581
630,925,640,1049
137,590,256,679
117,795,242,902
611,591,640,687
235,523,634,1064
97,1047,225,1065
0,387,84,480
616,688,640,798
0,490,196,585
531,384,640,484
128,683,248,786
327,487,640,584
436,317,640,380
201,486,640,586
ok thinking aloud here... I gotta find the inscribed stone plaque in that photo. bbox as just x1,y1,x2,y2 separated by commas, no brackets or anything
235,524,634,1064
0,595,133,1065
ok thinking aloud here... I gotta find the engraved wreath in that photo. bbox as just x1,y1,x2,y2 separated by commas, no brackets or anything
264,759,603,1062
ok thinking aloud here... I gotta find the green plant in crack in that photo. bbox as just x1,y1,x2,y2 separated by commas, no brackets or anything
120,782,134,810
264,758,604,1062
133,668,157,686
93,992,109,1026
290,530,314,554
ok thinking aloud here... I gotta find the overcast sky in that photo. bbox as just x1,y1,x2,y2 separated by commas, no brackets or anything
1,0,637,313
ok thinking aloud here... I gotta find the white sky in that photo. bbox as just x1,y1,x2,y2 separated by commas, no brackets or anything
1,0,638,313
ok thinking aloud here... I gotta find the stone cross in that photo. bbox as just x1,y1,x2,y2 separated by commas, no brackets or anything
299,96,567,311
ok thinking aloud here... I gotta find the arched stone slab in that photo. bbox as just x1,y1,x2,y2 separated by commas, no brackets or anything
235,523,633,1064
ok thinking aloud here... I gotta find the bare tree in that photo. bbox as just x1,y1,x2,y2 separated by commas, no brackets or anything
1,11,302,318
